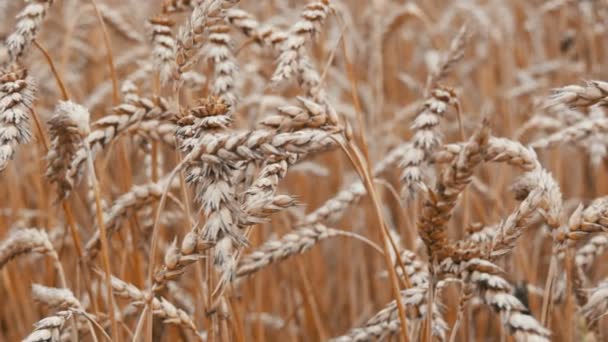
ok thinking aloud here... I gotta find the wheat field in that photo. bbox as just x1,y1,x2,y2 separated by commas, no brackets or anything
0,0,607,341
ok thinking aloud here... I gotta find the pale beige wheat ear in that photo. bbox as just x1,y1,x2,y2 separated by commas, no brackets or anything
149,15,177,85
174,0,237,80
31,284,96,342
107,273,206,341
0,228,58,270
440,258,551,341
6,0,54,62
435,136,539,171
399,24,468,198
400,86,458,198
545,80,608,109
32,284,81,311
22,310,72,342
236,223,383,278
45,100,90,199
271,0,332,86
487,165,562,258
0,66,35,172
330,287,448,342
0,228,75,338
530,117,608,150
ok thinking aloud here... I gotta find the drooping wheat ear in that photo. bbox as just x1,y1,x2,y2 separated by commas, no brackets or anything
260,96,339,132
440,258,551,341
22,310,72,342
97,3,143,43
148,15,177,85
435,136,538,171
299,143,409,226
162,0,200,13
204,17,239,109
582,279,608,324
0,228,56,269
45,101,90,199
84,177,180,261
485,168,551,258
6,0,54,62
450,164,559,260
64,96,171,196
400,86,457,197
271,1,331,85
109,274,205,341
418,121,489,260
330,287,448,342
237,223,366,278
567,197,608,240
544,80,608,109
0,66,36,172
32,284,81,310
31,285,95,342
174,0,236,79
530,117,608,150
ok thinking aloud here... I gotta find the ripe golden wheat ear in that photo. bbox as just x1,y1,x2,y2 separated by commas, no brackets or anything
3,0,608,341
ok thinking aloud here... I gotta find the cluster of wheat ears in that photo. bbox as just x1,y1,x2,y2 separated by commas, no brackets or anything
1,0,608,341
